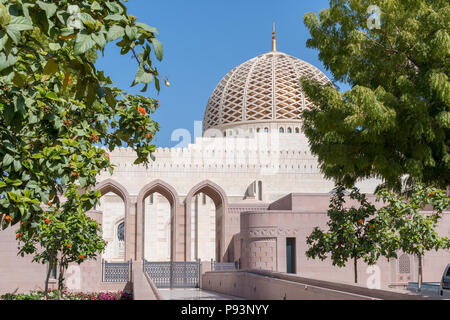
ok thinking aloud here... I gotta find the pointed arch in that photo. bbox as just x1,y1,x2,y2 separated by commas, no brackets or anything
185,180,228,208
185,180,228,262
136,180,180,261
96,179,130,204
95,179,131,261
137,179,180,207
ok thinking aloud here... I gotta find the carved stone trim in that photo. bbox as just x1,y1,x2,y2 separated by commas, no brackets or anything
244,226,299,238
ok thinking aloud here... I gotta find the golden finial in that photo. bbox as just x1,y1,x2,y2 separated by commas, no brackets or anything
272,22,277,52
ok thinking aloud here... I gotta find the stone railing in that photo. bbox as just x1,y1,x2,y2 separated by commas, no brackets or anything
202,269,432,300
132,261,161,300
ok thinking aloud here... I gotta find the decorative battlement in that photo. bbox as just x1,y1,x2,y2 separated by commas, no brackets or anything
107,145,322,175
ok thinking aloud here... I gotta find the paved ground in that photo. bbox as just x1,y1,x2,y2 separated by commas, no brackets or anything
158,288,245,300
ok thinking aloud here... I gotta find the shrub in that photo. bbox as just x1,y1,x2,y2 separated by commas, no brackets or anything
1,290,132,300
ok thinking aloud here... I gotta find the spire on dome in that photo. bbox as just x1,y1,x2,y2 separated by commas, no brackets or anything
272,22,277,52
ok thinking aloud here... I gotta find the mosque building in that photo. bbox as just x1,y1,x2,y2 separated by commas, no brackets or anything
1,28,448,294
93,28,448,289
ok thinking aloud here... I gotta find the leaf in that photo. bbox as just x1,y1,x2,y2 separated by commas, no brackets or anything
48,43,61,51
0,3,10,26
79,177,87,188
60,28,77,38
134,66,154,84
105,1,123,14
0,52,17,72
14,95,26,116
135,22,159,35
80,12,97,30
5,16,33,44
154,77,160,92
106,25,124,42
41,59,59,82
7,16,33,31
105,92,116,107
0,30,8,51
86,81,96,106
13,160,21,172
151,38,163,61
104,14,125,22
21,209,31,222
45,91,59,100
3,154,14,167
5,26,20,44
12,72,26,88
6,178,22,187
91,1,102,11
91,33,106,49
125,25,137,41
36,1,57,18
74,31,96,55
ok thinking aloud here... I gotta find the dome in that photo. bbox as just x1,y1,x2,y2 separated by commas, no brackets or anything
203,50,330,132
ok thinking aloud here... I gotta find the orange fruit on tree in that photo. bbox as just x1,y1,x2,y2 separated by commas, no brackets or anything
138,107,146,115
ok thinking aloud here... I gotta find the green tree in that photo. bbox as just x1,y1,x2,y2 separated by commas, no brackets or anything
300,0,449,191
306,184,397,283
16,184,107,299
377,184,450,292
0,0,166,296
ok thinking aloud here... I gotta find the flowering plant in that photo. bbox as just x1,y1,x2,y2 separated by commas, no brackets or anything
1,290,132,300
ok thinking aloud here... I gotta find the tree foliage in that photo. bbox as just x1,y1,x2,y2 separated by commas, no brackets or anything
306,184,397,283
300,0,450,190
17,184,107,296
377,184,450,291
0,0,165,296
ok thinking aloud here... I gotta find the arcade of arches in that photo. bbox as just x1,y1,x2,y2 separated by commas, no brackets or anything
92,178,450,289
95,179,231,263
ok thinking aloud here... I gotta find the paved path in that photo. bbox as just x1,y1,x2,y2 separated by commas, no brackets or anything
158,288,245,300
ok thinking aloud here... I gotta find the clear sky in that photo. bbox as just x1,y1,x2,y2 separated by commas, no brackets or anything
96,0,342,148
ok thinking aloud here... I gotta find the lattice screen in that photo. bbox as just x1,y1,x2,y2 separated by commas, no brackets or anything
398,254,411,274
203,51,330,131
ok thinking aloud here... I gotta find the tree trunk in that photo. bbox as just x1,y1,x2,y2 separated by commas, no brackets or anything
58,261,65,300
417,254,423,293
354,257,358,284
44,255,54,299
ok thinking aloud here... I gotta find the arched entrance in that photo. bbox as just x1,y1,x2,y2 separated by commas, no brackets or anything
95,179,131,261
136,180,179,261
185,180,228,262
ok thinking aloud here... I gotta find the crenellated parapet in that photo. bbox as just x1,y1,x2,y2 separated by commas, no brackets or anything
105,133,323,175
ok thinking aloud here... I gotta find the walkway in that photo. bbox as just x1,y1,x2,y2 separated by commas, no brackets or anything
158,288,245,300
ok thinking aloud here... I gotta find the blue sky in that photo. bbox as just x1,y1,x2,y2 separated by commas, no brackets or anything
96,0,341,148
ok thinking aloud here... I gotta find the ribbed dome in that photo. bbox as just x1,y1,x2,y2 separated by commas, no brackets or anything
203,51,330,131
